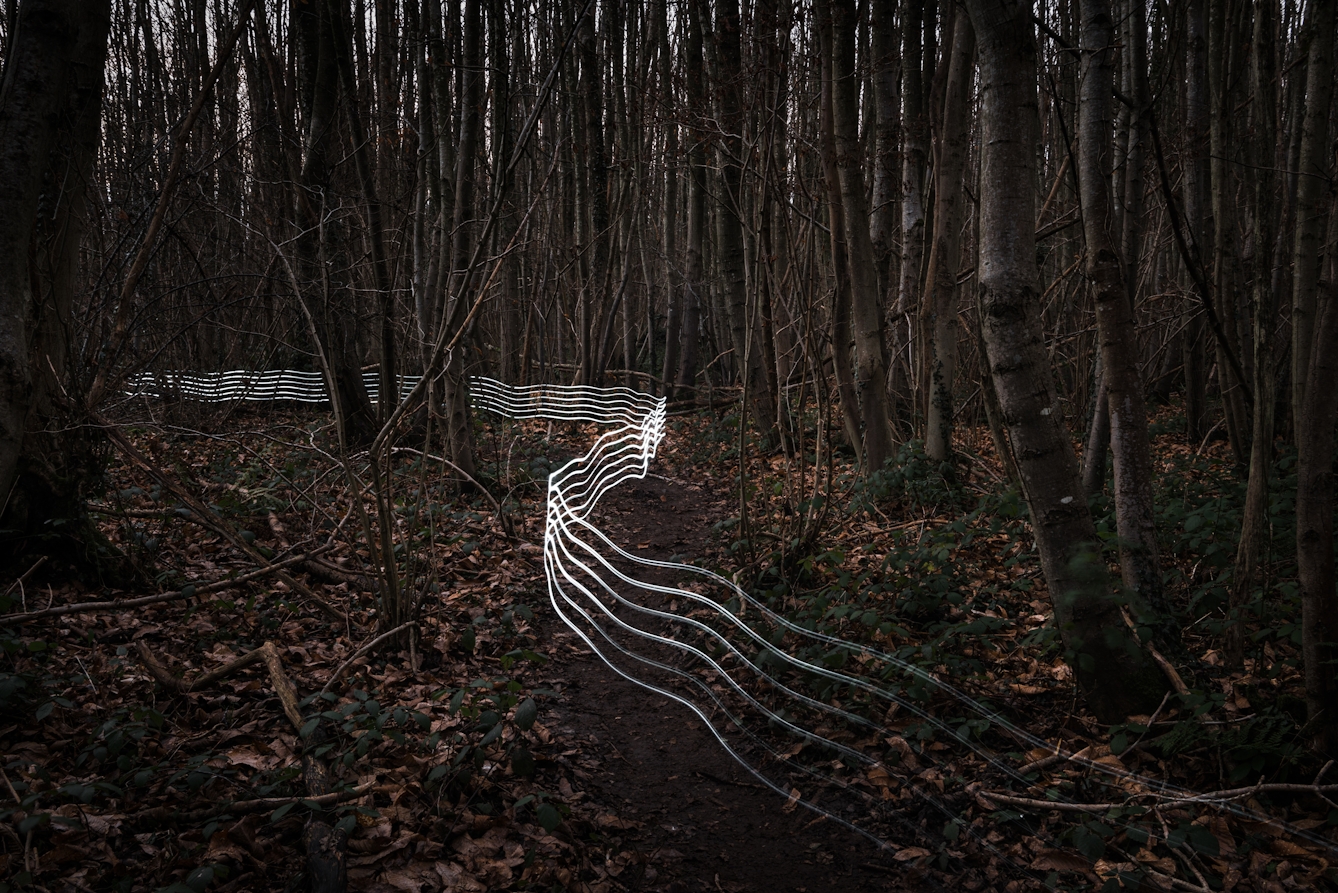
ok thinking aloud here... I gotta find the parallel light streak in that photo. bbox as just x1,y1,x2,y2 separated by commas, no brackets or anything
127,371,1335,859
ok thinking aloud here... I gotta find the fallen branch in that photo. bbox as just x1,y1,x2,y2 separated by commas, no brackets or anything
135,781,389,824
980,780,1338,816
303,557,374,590
2,557,47,600
7,548,328,625
979,791,1117,815
319,621,418,696
135,640,270,694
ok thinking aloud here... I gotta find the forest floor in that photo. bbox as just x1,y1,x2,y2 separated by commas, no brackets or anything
2,401,1336,892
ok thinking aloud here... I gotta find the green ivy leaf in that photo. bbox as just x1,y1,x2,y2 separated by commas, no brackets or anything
536,802,561,832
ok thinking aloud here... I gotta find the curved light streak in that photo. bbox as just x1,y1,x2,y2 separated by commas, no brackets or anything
126,371,1337,858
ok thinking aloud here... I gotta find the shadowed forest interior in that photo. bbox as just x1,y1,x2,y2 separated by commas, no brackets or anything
2,0,1338,890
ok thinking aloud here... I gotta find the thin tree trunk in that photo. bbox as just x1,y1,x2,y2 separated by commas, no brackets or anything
1183,0,1212,443
1228,0,1280,665
676,0,706,398
442,0,482,481
1078,0,1170,642
1299,282,1338,756
923,8,973,465
816,0,864,456
1209,0,1249,466
1080,363,1110,496
869,0,899,299
831,0,895,471
896,0,928,410
658,0,680,401
715,0,777,441
1290,0,1335,439
964,0,1168,721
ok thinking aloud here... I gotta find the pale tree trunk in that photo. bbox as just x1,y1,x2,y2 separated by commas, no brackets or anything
1229,0,1279,665
816,0,864,456
441,0,482,482
964,0,1167,721
1299,277,1338,756
831,0,895,471
0,0,110,564
1209,0,1249,466
896,0,929,410
658,0,680,401
1077,0,1170,643
1290,0,1335,438
1183,0,1211,443
715,0,777,441
675,0,707,399
869,0,899,299
923,7,973,465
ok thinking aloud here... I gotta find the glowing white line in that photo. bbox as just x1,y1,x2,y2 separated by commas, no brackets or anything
127,371,1337,857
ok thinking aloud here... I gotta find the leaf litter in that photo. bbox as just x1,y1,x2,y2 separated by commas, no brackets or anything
0,404,1335,892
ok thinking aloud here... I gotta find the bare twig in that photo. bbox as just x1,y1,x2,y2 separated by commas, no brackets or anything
2,557,46,599
135,640,271,695
6,548,327,625
101,423,345,622
135,781,388,824
87,0,261,407
978,791,1117,814
319,621,419,696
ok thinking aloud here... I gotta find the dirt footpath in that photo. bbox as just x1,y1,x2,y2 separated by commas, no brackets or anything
532,465,923,892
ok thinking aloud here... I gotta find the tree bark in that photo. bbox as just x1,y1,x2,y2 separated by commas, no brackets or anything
1209,0,1249,466
675,0,707,399
658,0,680,401
714,0,777,442
1290,0,1335,440
441,0,483,481
816,0,864,456
1183,0,1212,444
0,0,111,564
923,7,974,465
831,0,895,472
293,0,376,446
869,0,900,300
897,0,929,410
1077,0,1170,644
964,0,1168,721
1299,280,1338,756
1228,0,1280,664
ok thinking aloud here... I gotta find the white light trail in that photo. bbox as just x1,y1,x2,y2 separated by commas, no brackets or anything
127,371,1338,860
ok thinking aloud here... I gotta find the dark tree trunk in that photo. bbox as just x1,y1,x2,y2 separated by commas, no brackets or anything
675,0,707,398
831,0,895,471
1183,0,1211,443
1229,0,1280,665
816,0,864,455
714,0,777,441
1290,0,1335,439
923,7,973,465
293,0,376,446
1077,0,1170,644
0,0,112,569
1298,282,1338,756
964,0,1168,721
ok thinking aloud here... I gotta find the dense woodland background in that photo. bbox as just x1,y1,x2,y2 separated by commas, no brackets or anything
3,0,1338,889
